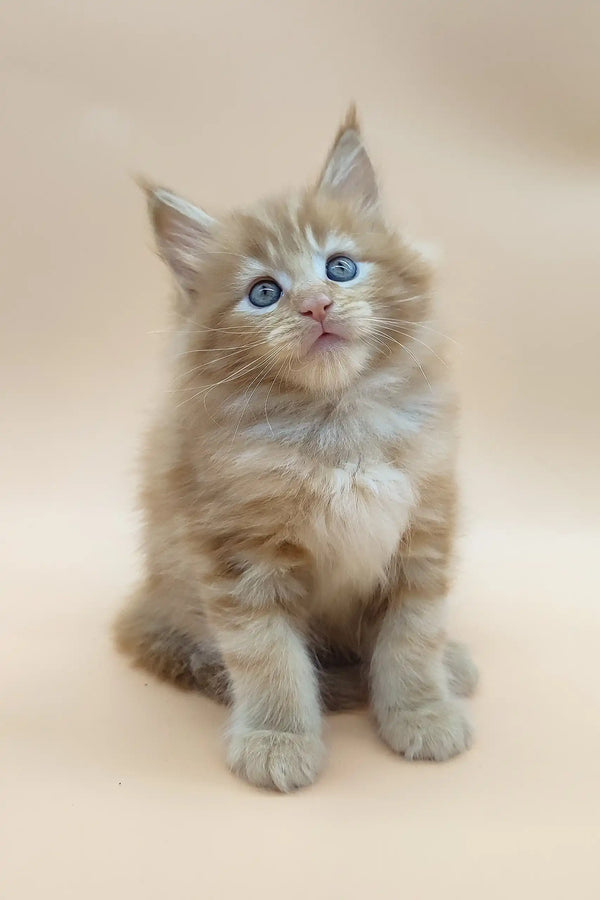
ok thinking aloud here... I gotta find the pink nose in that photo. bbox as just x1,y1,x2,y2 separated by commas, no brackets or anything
300,295,333,323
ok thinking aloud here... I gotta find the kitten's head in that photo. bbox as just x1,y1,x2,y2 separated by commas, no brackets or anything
146,107,435,397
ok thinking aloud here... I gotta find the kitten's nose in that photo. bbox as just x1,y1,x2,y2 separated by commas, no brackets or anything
300,294,333,323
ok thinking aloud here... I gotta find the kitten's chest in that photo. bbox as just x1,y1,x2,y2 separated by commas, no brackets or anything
300,454,415,594
232,387,429,592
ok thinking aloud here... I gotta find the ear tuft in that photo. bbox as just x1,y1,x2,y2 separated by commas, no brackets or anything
137,179,217,293
337,102,361,135
317,105,378,210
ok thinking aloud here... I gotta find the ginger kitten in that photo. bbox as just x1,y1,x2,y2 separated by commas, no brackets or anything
115,107,478,791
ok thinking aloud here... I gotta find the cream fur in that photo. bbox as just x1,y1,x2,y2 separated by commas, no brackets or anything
115,107,478,791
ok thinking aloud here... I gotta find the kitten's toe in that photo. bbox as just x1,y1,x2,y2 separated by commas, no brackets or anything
227,729,325,792
444,641,479,697
378,698,473,761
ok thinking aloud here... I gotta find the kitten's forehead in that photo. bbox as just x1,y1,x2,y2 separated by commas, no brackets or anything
232,194,360,270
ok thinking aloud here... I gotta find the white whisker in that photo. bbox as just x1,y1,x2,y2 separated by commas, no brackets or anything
174,353,274,409
368,328,432,392
370,317,458,345
174,337,275,378
263,357,290,437
229,351,282,445
371,325,447,367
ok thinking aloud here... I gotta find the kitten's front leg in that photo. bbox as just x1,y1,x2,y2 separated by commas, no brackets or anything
371,517,474,761
209,588,324,792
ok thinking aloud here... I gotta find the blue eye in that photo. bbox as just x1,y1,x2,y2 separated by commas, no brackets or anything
248,279,282,308
326,255,358,282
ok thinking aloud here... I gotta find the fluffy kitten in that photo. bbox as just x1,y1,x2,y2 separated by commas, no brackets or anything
115,107,478,791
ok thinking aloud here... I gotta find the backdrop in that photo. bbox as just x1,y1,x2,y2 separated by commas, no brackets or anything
2,1,599,898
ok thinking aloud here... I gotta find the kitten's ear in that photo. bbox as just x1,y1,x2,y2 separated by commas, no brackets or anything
317,105,379,210
140,180,218,293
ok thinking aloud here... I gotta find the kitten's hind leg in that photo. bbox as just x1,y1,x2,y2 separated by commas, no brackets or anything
113,584,231,702
444,641,479,697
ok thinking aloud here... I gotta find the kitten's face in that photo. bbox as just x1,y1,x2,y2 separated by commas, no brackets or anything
148,108,433,397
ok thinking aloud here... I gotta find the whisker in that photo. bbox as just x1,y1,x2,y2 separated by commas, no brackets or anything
174,338,275,378
368,328,432,392
174,349,247,380
369,317,459,345
229,351,282,445
370,325,447,367
174,353,274,409
180,341,264,355
395,294,422,304
176,343,264,353
365,333,392,356
151,326,262,336
263,357,290,437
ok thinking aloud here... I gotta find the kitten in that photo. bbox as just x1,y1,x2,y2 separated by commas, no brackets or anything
115,107,478,791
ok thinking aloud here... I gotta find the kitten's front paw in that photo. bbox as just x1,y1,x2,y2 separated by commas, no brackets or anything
227,729,325,792
444,641,479,697
377,698,473,761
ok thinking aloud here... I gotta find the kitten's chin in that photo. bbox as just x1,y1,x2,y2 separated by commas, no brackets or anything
291,342,371,395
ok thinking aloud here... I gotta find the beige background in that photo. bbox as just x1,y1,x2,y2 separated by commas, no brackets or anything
2,1,599,898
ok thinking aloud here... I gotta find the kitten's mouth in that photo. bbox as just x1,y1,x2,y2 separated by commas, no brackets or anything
314,332,344,349
306,325,348,354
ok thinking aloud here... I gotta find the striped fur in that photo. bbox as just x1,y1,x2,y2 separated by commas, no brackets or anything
115,108,477,791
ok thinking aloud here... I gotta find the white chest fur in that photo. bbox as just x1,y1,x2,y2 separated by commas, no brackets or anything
232,376,431,597
301,457,415,596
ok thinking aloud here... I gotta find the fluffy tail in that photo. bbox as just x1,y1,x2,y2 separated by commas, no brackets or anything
114,606,477,712
114,615,367,712
318,663,368,711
